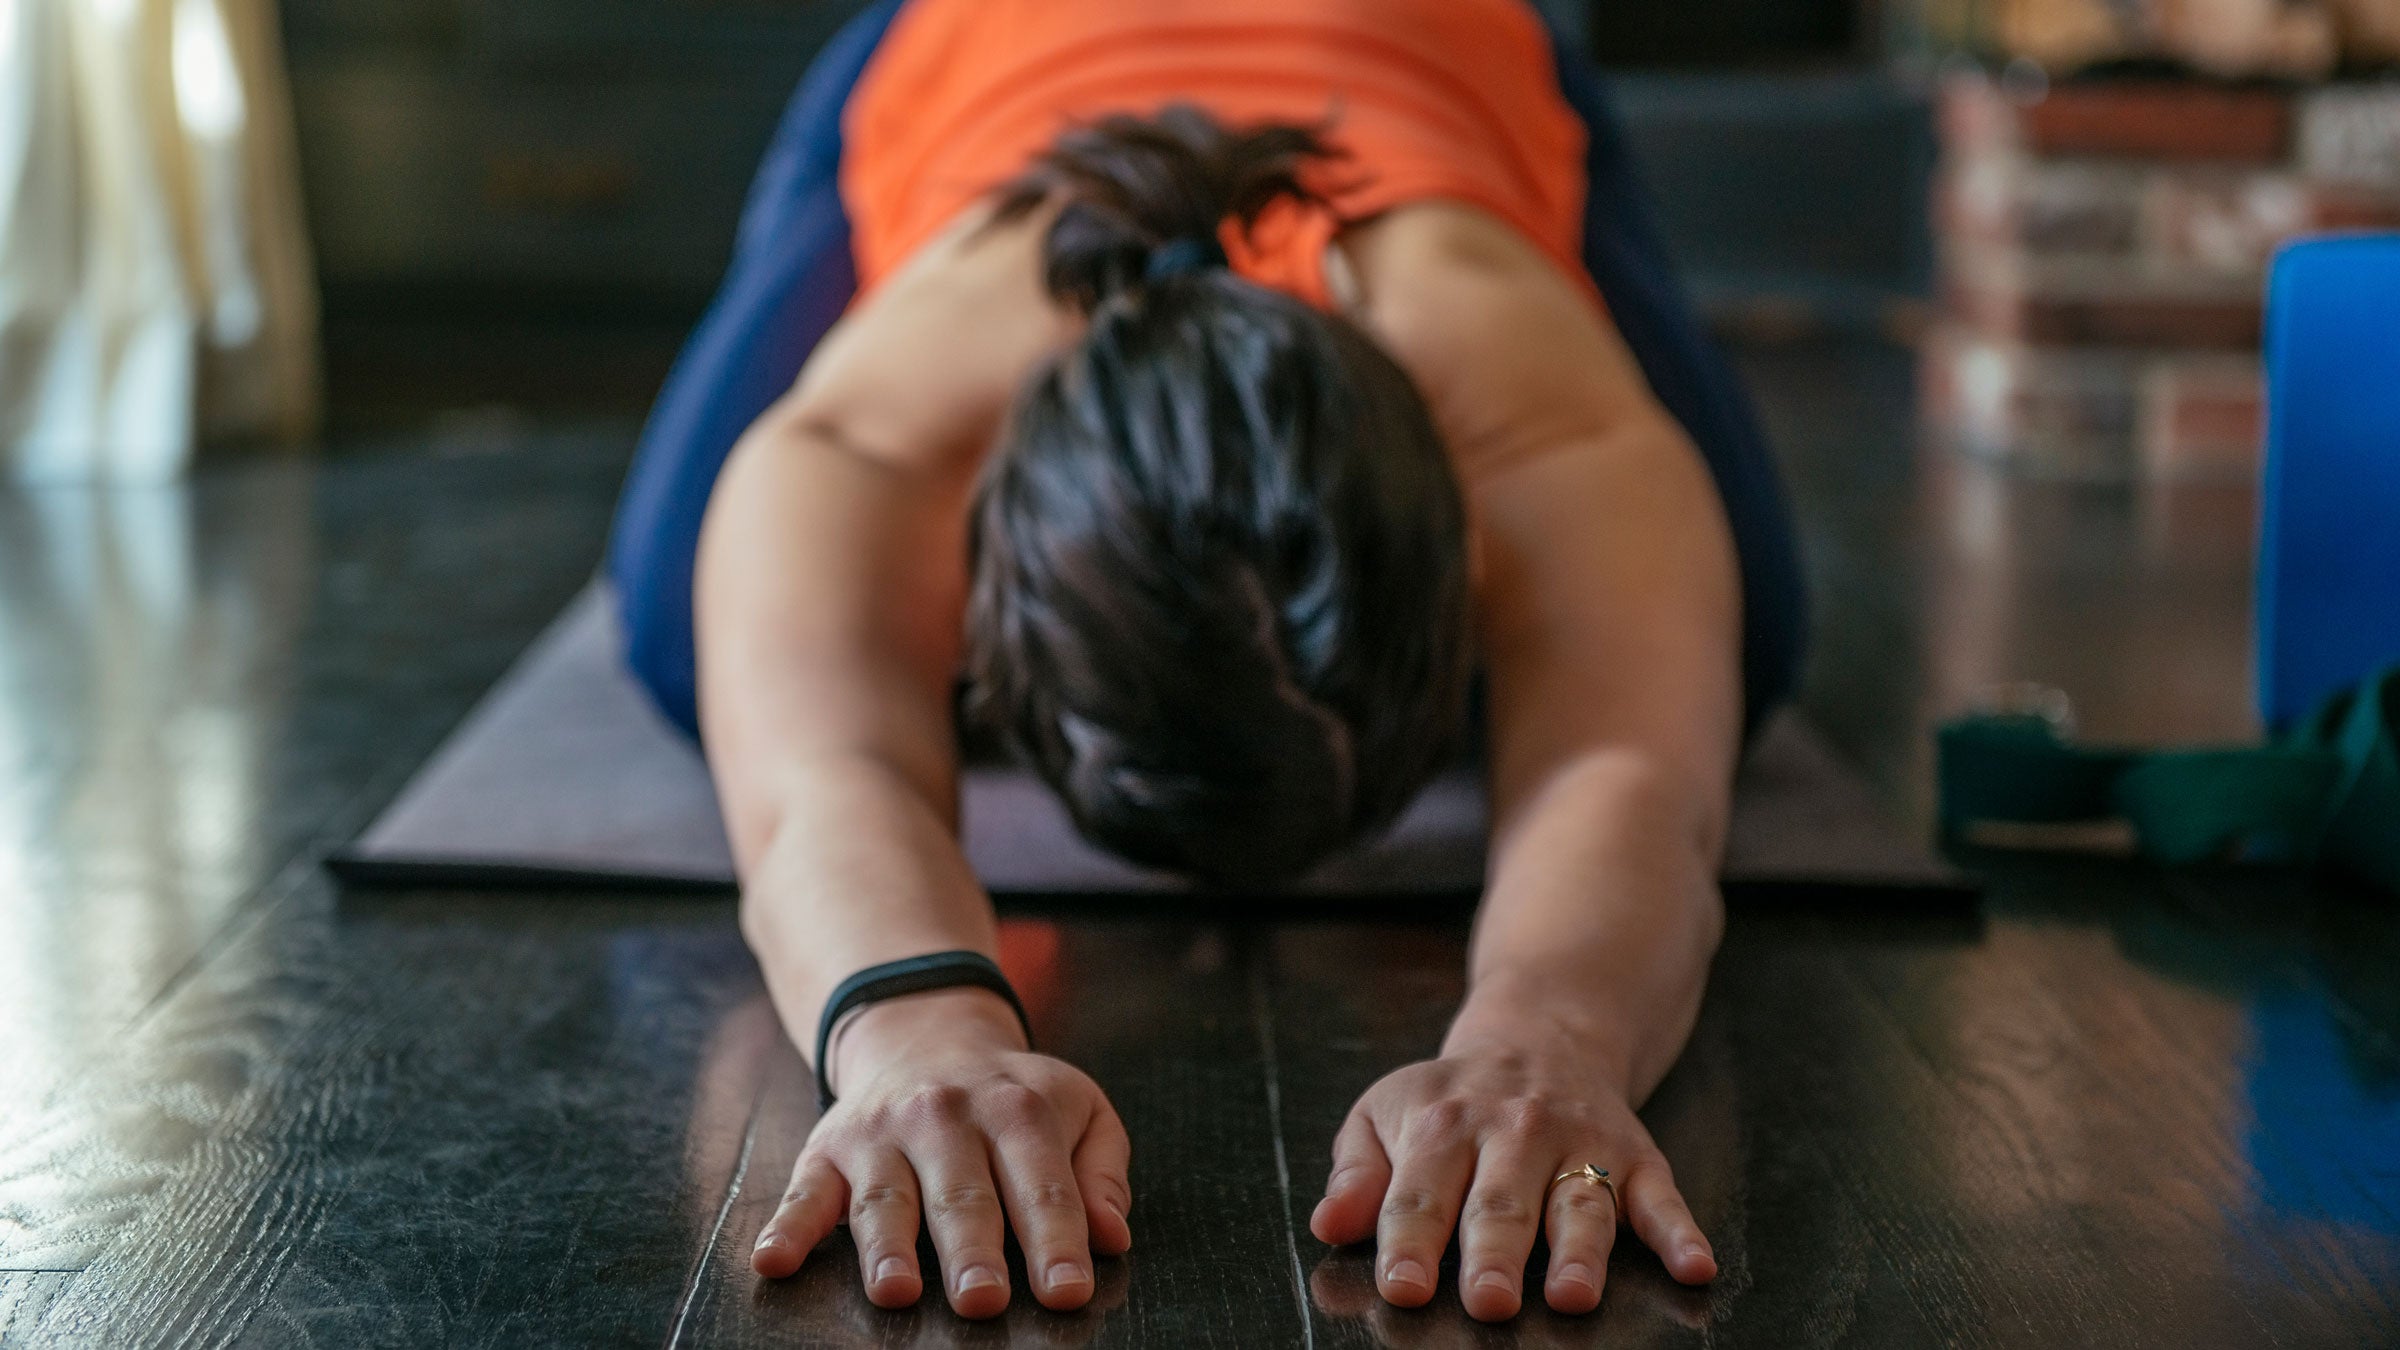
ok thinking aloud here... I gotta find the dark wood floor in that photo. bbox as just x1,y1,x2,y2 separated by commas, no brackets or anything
3,342,2396,1348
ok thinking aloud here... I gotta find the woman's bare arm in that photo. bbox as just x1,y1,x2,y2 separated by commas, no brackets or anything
696,210,1130,1317
1313,203,1743,1320
700,207,1060,1107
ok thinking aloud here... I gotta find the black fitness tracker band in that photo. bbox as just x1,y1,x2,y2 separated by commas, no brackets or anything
813,950,1033,1110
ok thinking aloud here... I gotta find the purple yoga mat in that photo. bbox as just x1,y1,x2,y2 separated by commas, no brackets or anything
328,585,1966,898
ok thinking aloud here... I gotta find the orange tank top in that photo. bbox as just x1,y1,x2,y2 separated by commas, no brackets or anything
839,0,1593,310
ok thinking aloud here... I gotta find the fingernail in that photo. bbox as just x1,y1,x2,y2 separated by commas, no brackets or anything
1553,1262,1596,1292
1683,1242,1711,1261
1046,1260,1091,1289
958,1265,1004,1293
1384,1257,1429,1290
753,1231,785,1253
1473,1270,1514,1294
874,1255,910,1285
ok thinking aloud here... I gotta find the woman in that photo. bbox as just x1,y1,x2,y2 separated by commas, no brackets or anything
606,0,1806,1323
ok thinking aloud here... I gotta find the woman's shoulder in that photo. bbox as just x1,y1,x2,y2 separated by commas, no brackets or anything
790,203,1080,478
1336,202,1657,482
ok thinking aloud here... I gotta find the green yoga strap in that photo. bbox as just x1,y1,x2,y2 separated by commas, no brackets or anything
1937,665,2400,895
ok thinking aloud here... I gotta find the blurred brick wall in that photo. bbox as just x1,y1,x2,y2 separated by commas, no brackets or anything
1922,76,2400,479
1904,0,2400,78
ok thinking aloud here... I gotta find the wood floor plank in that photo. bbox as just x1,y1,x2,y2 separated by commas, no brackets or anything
19,888,763,1347
1746,915,2195,1347
1710,862,2400,1350
7,342,2400,1346
0,433,634,1136
1253,891,2391,1349
673,920,1309,1349
0,1271,75,1343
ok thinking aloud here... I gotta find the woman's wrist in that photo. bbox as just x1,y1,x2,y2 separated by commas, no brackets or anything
827,985,1031,1096
1446,863,1724,1104
1444,965,1644,1096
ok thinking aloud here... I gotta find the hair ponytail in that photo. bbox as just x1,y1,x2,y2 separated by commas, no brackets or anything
989,103,1343,311
966,105,1474,888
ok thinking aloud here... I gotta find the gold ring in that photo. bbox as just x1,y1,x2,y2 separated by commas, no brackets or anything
1550,1163,1619,1216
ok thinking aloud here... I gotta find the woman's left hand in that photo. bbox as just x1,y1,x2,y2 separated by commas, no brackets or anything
1307,1040,1718,1321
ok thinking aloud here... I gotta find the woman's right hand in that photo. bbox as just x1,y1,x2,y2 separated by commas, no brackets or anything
749,987,1134,1318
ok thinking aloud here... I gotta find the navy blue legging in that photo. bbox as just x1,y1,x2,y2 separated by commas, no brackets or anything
605,0,1809,742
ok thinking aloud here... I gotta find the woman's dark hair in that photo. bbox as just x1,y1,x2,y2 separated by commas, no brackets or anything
964,104,1474,887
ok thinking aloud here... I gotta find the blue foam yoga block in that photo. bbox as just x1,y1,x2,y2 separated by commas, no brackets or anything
2256,234,2400,730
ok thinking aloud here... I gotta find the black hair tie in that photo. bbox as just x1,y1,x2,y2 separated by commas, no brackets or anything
1144,234,1228,281
813,950,1033,1110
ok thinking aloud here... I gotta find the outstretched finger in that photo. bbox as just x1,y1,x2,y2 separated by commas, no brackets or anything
1072,1092,1134,1256
844,1146,928,1309
1309,1111,1392,1247
1372,1118,1475,1309
908,1129,1014,1318
1541,1159,1621,1314
1623,1158,1716,1284
753,1150,847,1279
1455,1136,1552,1322
982,1089,1096,1311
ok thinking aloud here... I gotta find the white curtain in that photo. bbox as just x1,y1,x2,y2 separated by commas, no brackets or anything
0,0,319,482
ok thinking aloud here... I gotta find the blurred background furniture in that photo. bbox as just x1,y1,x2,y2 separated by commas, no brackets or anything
1921,77,2400,480
276,0,2400,483
280,0,878,421
1898,0,2400,80
276,0,1937,422
1904,0,2400,479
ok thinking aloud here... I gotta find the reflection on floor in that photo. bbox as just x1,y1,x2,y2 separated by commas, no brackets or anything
1749,342,2262,822
0,341,2393,1347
